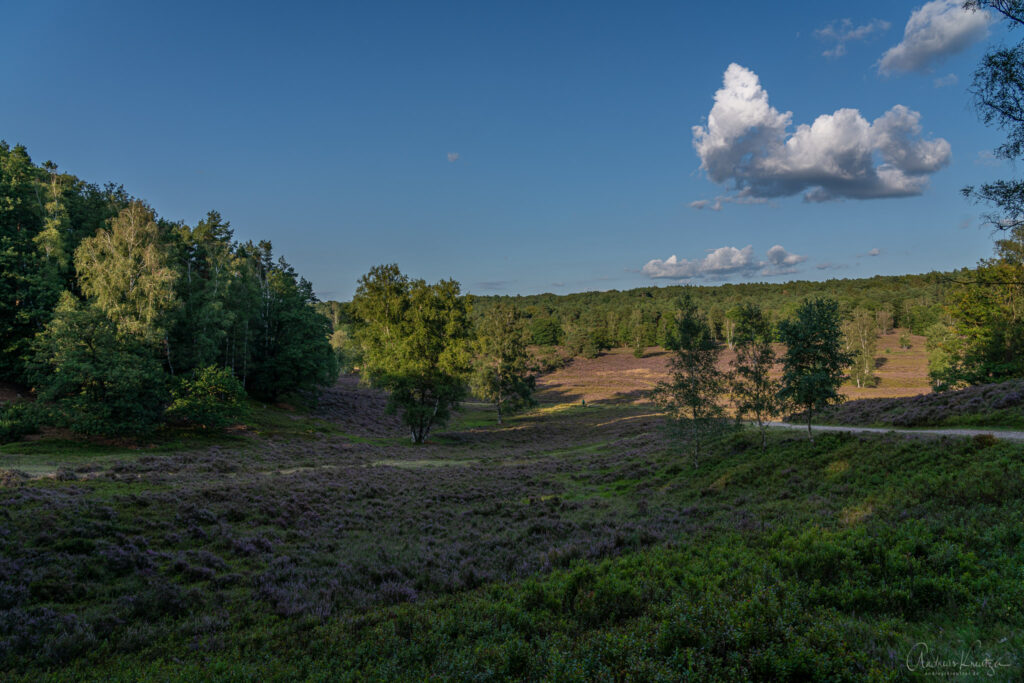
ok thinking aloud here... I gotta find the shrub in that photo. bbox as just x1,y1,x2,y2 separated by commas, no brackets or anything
0,401,40,444
166,366,247,430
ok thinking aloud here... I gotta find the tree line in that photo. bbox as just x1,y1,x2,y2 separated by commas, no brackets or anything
0,143,336,439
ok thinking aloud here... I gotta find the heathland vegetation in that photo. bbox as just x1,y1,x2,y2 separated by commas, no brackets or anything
3,2,1024,678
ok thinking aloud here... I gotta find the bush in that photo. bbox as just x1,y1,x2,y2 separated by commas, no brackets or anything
0,402,40,444
166,366,247,430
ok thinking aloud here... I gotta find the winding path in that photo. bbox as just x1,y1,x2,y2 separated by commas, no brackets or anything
765,421,1024,442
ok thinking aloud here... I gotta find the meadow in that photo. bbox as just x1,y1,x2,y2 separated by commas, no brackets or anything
1,349,1022,681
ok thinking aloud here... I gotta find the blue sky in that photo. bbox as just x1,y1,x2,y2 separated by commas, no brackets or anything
0,1,1013,299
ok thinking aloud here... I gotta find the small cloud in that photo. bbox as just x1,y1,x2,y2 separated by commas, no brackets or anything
815,18,890,58
868,247,881,256
551,281,565,287
476,280,511,291
447,152,460,163
878,0,993,75
642,244,806,280
975,150,1002,166
933,73,958,87
690,193,770,211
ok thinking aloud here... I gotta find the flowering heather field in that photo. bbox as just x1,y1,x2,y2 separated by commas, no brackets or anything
1,375,1023,680
812,379,1024,429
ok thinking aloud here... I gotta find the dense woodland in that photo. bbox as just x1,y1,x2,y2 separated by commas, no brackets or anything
0,142,337,438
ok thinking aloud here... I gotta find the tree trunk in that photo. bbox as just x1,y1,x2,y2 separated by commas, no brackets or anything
807,404,814,442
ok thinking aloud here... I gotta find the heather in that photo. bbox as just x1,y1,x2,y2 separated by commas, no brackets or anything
1,379,1022,680
809,379,1024,429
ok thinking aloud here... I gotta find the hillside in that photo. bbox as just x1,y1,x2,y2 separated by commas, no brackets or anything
1,378,1021,679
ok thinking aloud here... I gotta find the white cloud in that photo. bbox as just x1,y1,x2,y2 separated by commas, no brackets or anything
815,18,890,58
933,72,958,87
642,244,807,280
692,64,951,203
878,0,992,75
689,193,770,211
447,152,460,163
868,247,881,256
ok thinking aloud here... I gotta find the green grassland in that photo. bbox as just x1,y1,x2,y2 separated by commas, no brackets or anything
1,390,1022,681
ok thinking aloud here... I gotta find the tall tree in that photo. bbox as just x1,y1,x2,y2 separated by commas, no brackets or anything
471,301,536,424
74,201,179,369
353,265,472,443
241,242,338,401
730,303,780,450
843,308,880,389
777,298,854,442
653,293,728,466
168,211,236,373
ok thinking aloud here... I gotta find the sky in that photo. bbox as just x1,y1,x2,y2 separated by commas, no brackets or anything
0,0,1016,300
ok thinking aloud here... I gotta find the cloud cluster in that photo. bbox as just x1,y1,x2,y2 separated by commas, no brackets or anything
642,244,806,280
692,64,951,203
815,18,890,58
878,0,992,74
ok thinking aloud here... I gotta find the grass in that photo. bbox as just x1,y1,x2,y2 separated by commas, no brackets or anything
1,376,1022,680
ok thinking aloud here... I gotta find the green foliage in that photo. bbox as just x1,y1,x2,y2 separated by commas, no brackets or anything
166,365,247,429
0,401,40,443
653,293,730,462
353,264,472,443
529,317,562,346
730,303,780,449
241,244,338,401
32,293,169,436
843,307,879,389
935,260,1024,388
471,302,536,423
777,298,854,440
74,202,179,346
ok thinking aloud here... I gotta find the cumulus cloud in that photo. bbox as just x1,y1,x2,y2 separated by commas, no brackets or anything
878,0,992,74
447,152,460,163
692,64,951,203
642,244,806,280
868,247,881,256
815,18,890,58
933,72,958,87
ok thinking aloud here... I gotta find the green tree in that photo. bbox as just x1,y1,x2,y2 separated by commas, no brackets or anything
730,303,780,450
653,294,728,465
777,298,854,441
167,211,237,374
843,308,880,388
471,302,536,423
165,365,247,430
74,201,179,368
32,293,169,436
353,265,472,443
242,242,338,401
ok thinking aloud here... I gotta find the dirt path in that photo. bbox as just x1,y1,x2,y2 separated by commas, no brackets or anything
766,421,1024,442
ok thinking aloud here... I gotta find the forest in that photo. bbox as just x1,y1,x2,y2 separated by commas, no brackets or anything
0,142,337,440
